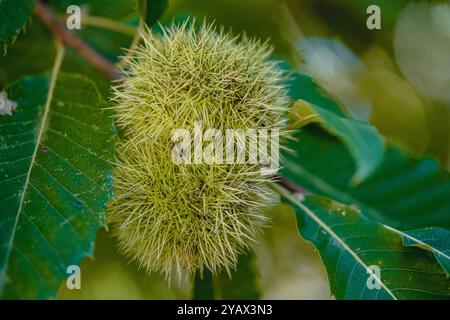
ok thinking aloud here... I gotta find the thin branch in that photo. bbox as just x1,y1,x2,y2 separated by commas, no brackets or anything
34,0,121,80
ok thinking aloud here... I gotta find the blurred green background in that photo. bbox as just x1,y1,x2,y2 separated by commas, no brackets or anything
2,0,449,299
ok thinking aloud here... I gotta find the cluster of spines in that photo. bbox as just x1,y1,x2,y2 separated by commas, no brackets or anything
109,20,290,280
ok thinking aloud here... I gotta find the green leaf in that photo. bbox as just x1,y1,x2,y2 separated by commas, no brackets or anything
193,251,261,300
277,187,450,300
0,20,112,96
284,70,385,182
402,227,450,277
0,21,56,87
0,49,116,298
284,70,347,117
281,128,450,230
0,0,34,55
290,100,384,183
137,0,169,27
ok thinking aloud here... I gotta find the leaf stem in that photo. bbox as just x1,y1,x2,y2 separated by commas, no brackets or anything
82,15,136,37
34,0,121,80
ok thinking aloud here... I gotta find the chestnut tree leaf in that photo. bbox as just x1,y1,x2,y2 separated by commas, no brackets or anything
280,128,450,230
0,48,116,299
0,0,34,54
278,189,450,300
290,100,384,184
402,227,450,277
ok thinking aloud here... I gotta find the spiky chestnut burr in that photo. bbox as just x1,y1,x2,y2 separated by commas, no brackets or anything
109,21,290,280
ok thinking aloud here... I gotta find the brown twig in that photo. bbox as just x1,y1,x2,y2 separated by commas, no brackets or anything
34,0,121,80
